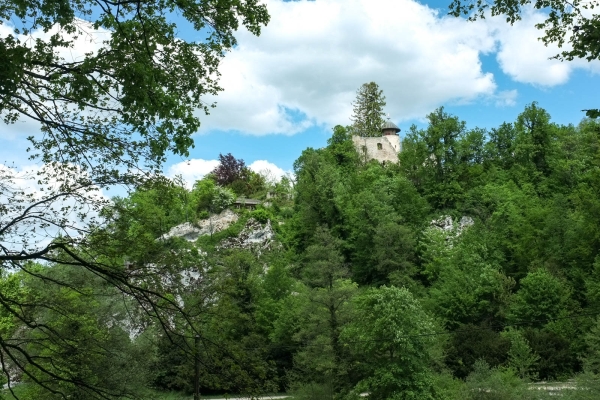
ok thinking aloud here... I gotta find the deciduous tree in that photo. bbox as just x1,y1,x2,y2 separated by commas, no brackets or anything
212,153,250,187
0,0,270,395
342,286,436,400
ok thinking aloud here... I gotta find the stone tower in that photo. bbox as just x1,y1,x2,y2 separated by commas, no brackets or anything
352,119,401,163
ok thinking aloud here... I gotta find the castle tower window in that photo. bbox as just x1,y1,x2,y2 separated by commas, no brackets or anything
377,143,383,150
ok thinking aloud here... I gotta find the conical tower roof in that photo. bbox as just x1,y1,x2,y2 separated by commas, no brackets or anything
381,120,400,133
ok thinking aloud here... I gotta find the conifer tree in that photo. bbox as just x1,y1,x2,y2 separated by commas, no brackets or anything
350,82,387,137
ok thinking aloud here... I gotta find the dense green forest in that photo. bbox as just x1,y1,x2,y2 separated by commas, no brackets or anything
4,104,600,399
4,0,600,396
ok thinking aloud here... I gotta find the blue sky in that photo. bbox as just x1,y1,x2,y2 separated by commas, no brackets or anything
2,0,600,186
162,0,600,184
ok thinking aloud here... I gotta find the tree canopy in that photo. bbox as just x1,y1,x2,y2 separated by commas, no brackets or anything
1,0,269,178
0,0,270,396
5,104,600,398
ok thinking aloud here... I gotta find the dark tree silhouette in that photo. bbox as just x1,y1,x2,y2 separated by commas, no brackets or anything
212,153,249,187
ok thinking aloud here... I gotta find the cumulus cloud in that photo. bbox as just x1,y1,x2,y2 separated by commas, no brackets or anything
493,90,518,107
248,160,291,184
199,0,498,135
167,159,290,188
1,19,112,140
492,11,575,86
166,159,220,188
3,0,599,143
492,9,600,87
196,0,600,135
0,19,111,74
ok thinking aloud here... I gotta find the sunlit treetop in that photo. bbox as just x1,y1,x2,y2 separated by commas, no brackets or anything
0,0,270,181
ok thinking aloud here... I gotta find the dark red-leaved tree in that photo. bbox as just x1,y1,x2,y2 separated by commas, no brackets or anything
212,153,248,186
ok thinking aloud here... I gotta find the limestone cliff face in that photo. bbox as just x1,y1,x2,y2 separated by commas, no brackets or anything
430,215,474,234
430,215,474,244
161,210,276,253
161,209,239,242
217,218,276,254
352,134,400,163
123,212,278,339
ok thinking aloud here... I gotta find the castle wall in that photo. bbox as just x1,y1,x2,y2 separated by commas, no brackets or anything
383,134,401,153
352,135,400,164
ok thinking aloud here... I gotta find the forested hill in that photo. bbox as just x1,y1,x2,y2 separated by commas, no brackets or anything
5,103,600,399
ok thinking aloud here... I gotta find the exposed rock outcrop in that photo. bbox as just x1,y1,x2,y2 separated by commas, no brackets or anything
159,209,277,254
431,215,474,233
217,218,277,254
161,209,239,242
430,215,474,243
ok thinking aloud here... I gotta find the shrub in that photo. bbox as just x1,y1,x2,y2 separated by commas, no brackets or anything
197,210,209,220
465,360,536,400
445,325,510,379
251,208,271,224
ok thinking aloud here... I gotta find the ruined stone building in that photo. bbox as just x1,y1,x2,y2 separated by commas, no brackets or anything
351,120,401,163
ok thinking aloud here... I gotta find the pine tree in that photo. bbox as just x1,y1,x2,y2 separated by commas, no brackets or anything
350,82,387,137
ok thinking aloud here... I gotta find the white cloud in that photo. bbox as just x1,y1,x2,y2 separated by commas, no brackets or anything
196,0,600,135
493,89,518,107
0,18,111,67
492,11,574,86
248,160,290,183
198,0,498,135
1,20,112,140
492,9,600,87
4,0,599,144
167,159,290,188
166,159,220,188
